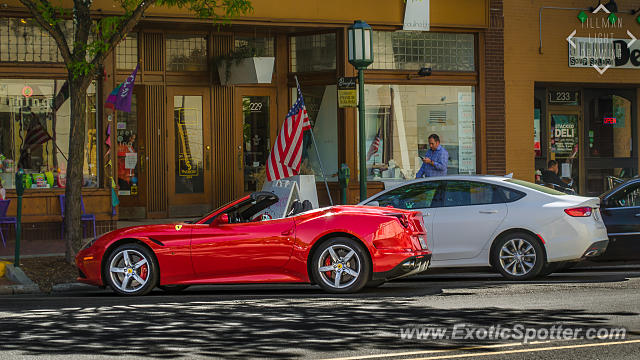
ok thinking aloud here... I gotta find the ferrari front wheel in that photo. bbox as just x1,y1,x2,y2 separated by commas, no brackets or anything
312,237,371,293
105,243,158,296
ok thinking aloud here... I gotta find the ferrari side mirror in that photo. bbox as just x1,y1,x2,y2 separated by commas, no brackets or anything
211,213,230,226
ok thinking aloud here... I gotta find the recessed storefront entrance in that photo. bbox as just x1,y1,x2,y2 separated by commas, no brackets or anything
167,87,212,216
535,87,637,196
234,88,277,196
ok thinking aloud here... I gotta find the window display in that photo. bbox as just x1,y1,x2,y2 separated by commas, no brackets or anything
0,79,98,189
291,85,339,182
117,95,139,196
364,84,476,180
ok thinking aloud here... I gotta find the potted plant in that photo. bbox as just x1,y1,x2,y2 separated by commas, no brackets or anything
214,45,275,86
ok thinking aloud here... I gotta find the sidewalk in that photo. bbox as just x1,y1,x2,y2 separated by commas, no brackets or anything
0,217,192,259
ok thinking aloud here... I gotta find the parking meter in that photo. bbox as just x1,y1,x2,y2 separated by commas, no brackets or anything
338,163,350,204
14,170,24,267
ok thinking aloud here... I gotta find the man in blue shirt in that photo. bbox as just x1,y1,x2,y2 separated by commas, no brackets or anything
416,134,448,178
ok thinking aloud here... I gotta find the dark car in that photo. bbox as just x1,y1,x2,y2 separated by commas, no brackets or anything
598,177,640,260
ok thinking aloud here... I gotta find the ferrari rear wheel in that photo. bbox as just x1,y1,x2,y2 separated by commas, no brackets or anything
105,243,158,296
312,237,371,293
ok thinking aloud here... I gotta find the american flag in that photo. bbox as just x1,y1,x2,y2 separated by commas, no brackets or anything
266,84,312,181
23,122,52,151
367,127,382,161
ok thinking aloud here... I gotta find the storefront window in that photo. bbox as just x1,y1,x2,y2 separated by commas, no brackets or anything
166,34,208,72
0,18,73,63
290,33,336,72
363,85,476,180
235,36,275,57
534,98,542,158
0,79,98,189
372,31,475,72
291,85,338,181
588,95,632,158
585,94,637,195
116,33,138,70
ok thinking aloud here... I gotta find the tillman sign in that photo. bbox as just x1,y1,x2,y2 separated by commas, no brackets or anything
569,37,640,69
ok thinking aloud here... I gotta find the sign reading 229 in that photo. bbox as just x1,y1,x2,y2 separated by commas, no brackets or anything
249,102,263,112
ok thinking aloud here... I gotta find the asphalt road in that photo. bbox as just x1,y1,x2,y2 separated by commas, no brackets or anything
1,266,639,360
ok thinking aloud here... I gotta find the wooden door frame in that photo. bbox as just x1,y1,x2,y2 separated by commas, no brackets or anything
166,86,213,211
233,87,278,197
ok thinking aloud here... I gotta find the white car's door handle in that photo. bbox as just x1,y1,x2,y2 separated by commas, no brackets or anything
423,212,432,217
479,210,499,214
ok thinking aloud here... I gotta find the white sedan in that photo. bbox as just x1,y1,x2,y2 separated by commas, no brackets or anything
360,175,609,280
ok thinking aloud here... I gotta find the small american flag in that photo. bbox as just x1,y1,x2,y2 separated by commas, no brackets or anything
23,122,52,151
266,83,312,182
367,127,382,161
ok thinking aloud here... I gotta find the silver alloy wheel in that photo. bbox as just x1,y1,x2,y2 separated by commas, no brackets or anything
109,249,150,293
317,244,361,289
499,238,537,277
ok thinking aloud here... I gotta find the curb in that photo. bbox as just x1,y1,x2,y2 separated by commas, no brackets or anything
0,264,41,295
51,282,96,293
5,264,38,286
0,284,40,295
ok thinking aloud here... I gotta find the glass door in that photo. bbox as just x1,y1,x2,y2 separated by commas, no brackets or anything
548,111,580,191
167,87,212,212
234,88,277,196
116,87,146,217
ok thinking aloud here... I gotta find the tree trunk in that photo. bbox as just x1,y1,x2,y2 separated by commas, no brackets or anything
64,77,90,264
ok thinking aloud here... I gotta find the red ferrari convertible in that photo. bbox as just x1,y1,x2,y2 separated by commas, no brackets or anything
76,192,431,295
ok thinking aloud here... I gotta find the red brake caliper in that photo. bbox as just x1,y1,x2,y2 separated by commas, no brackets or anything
139,263,148,280
324,257,333,278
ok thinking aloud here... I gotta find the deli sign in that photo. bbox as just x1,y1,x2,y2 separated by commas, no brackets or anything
569,37,640,69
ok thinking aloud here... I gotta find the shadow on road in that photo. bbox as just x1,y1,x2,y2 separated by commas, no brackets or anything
0,286,637,358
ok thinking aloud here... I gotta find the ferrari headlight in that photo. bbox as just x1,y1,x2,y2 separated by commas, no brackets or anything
81,238,97,250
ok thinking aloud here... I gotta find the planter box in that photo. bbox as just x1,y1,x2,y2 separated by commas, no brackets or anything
217,57,275,86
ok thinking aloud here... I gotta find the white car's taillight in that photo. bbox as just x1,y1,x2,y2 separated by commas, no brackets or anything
564,207,592,217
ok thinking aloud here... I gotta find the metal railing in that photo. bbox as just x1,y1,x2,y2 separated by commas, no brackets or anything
606,176,625,191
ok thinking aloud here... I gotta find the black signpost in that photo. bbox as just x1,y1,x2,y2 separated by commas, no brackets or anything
14,170,24,268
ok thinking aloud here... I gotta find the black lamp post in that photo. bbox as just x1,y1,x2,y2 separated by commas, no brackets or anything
347,20,374,202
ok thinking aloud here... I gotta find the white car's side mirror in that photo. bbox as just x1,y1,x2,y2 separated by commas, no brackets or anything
367,200,380,207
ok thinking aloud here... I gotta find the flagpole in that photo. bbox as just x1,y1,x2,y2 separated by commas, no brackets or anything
53,142,68,162
295,76,333,206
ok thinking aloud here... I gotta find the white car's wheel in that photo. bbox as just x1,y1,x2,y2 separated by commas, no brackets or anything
105,243,158,296
492,233,544,280
311,237,371,293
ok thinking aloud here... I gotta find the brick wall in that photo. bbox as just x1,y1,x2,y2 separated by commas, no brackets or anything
484,0,506,175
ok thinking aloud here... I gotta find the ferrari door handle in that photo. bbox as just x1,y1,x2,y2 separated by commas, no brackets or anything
479,210,499,214
281,229,293,236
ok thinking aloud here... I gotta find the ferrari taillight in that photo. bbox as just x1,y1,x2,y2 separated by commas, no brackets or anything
564,207,592,217
386,213,410,228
